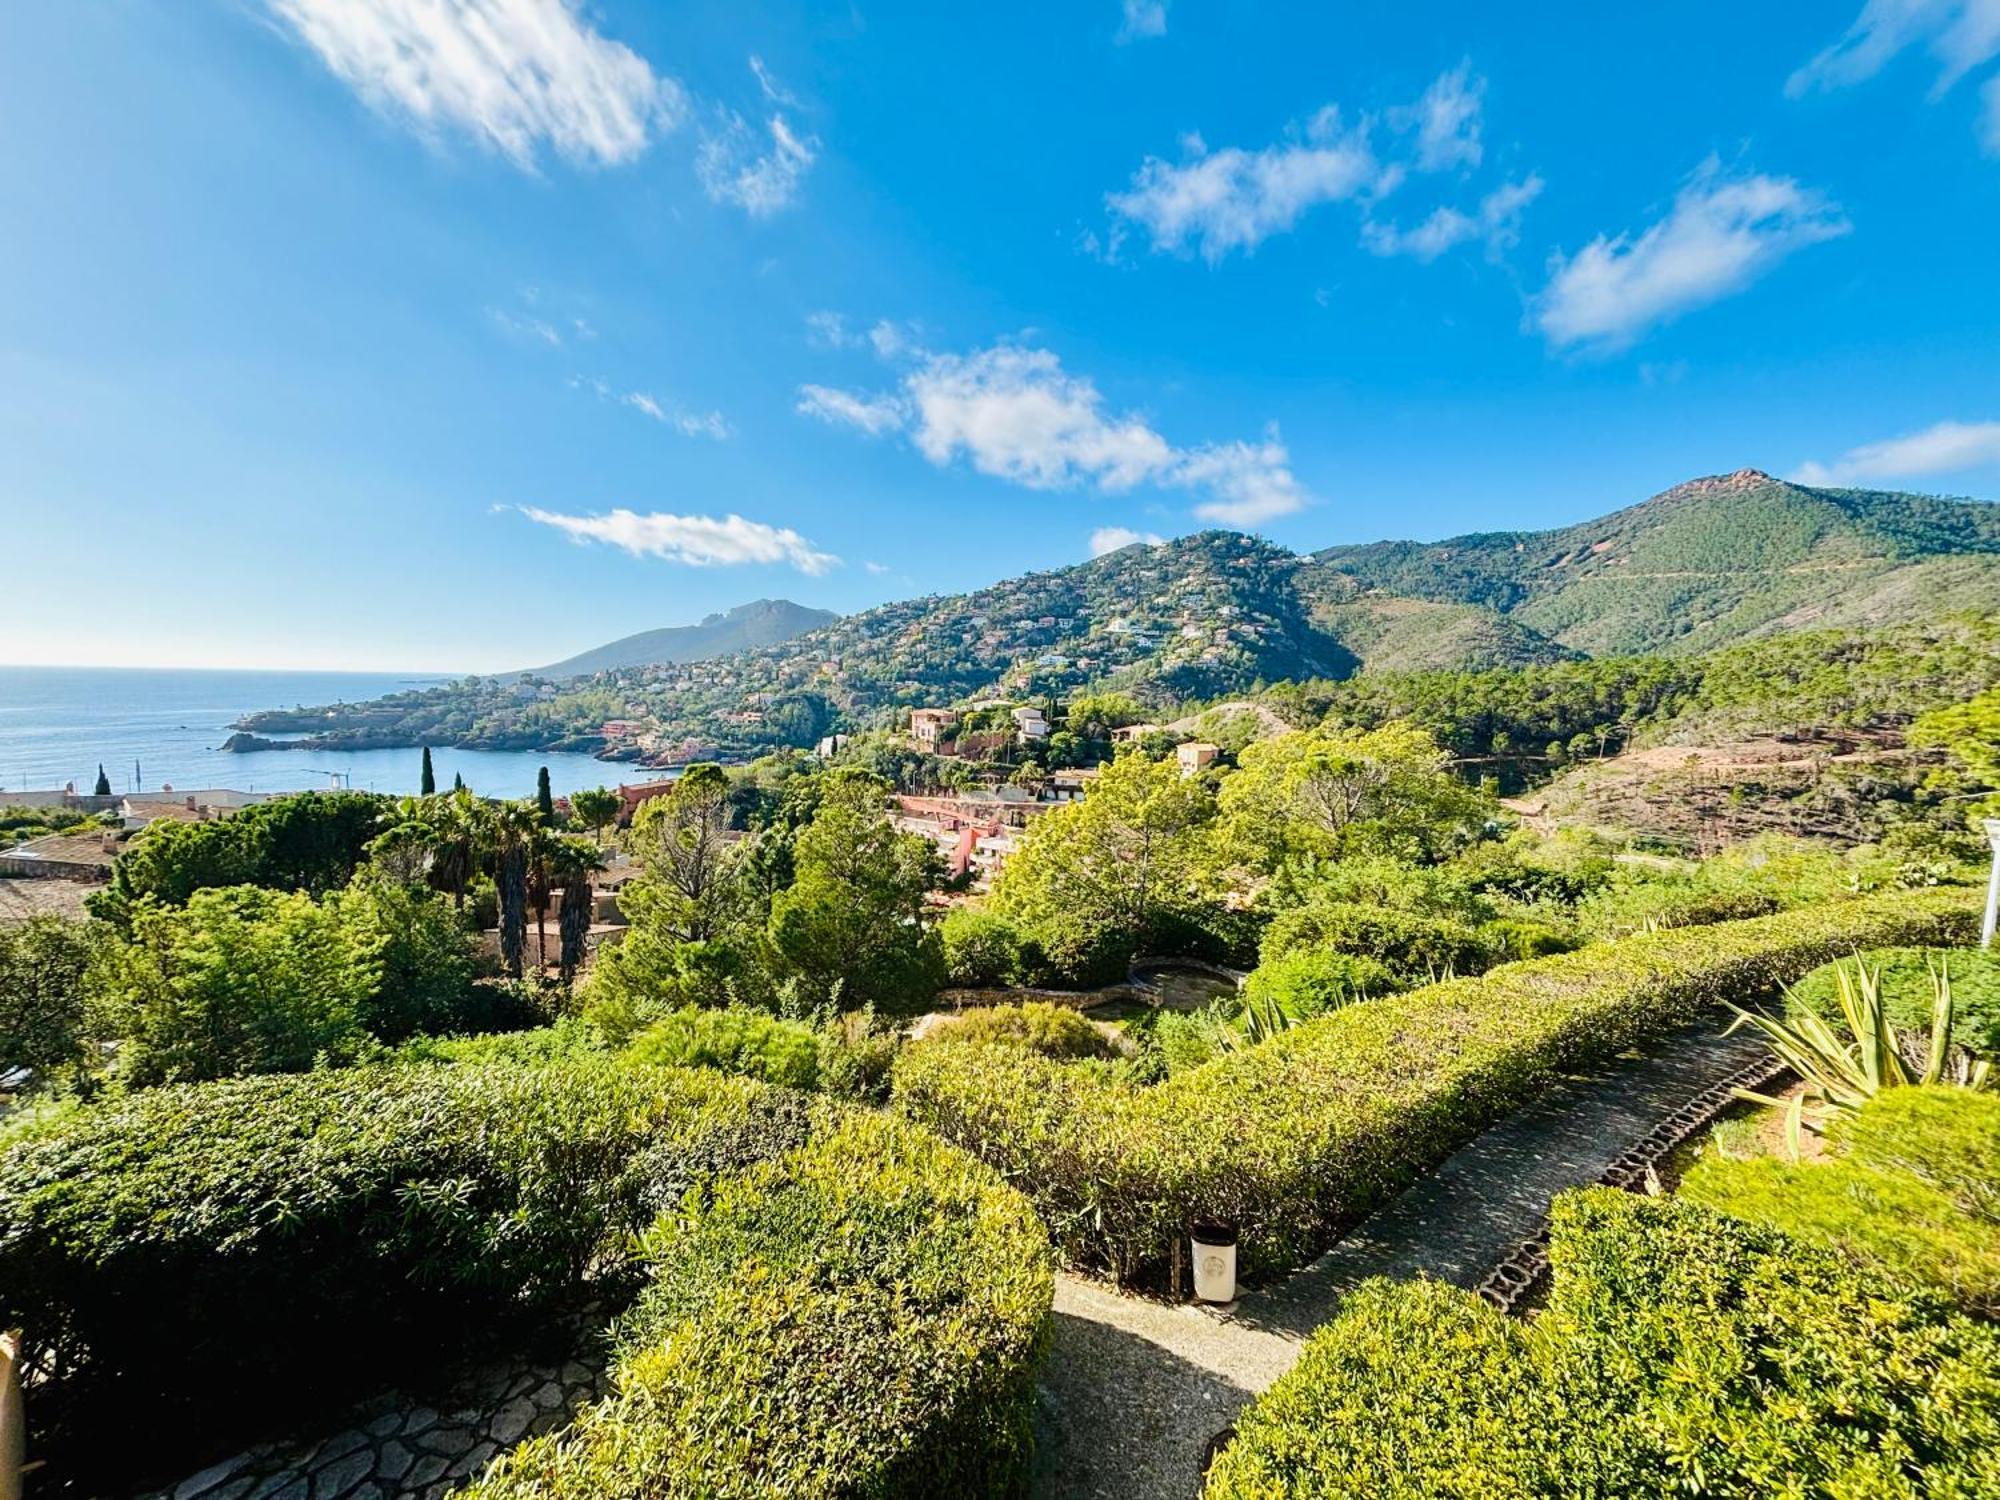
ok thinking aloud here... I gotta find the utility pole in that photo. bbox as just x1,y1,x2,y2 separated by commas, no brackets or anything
1981,818,2000,951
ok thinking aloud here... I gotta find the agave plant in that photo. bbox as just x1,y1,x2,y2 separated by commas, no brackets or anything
1729,955,1991,1126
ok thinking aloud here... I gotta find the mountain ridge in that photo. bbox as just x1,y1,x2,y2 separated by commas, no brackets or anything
520,598,839,678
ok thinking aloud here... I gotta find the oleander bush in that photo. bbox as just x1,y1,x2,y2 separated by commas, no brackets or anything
1682,1087,2000,1314
623,1006,822,1089
895,888,1977,1286
465,1110,1053,1500
928,1001,1114,1060
1787,945,2000,1057
0,1059,767,1452
1204,1190,2000,1498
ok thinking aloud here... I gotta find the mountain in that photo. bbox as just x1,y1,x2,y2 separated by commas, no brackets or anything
1311,469,2000,658
236,472,2000,761
522,599,840,678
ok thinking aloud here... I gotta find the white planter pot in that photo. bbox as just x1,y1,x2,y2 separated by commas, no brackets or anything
1191,1225,1238,1304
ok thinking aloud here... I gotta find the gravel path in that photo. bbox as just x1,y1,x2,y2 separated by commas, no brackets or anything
1030,1023,1769,1500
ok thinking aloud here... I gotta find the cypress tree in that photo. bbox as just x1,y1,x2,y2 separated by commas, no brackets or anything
93,764,112,797
420,746,436,797
453,772,465,793
536,765,555,823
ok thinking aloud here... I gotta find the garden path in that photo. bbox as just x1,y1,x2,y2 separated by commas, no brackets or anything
1028,1023,1770,1500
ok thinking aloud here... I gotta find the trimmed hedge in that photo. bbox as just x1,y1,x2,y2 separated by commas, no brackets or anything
895,888,1977,1285
1205,1190,2000,1498
1682,1087,2000,1315
464,1110,1052,1499
0,1060,774,1453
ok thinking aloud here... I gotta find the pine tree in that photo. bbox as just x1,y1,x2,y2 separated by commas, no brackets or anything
536,765,555,823
420,746,436,797
94,764,112,797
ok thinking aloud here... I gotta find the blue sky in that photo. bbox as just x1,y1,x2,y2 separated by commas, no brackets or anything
2,1,1998,672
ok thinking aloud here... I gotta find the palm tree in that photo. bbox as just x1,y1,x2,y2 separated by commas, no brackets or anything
429,788,488,913
527,822,557,971
489,801,539,980
550,836,608,990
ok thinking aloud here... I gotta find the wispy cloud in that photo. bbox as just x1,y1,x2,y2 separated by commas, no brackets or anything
576,377,732,438
1363,175,1542,262
1104,64,1538,264
1118,1,1168,42
697,59,817,219
797,341,1309,526
1392,60,1485,172
265,0,681,169
1107,109,1380,262
1791,418,2000,485
489,307,564,346
1790,2,2000,152
796,384,909,435
1535,160,1848,351
1090,526,1167,556
517,506,839,573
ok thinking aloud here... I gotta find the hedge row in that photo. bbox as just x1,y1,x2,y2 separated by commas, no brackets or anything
0,1061,1053,1496
466,1110,1052,1499
894,888,1978,1285
1204,1189,2000,1498
0,1059,776,1455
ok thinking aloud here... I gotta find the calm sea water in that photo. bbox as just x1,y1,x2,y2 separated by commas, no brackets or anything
0,667,631,802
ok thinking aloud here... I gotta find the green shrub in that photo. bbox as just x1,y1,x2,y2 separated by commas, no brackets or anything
1788,945,2000,1057
332,876,483,1042
0,916,96,1087
1258,899,1493,980
1477,915,1579,962
895,889,1977,1286
387,1016,600,1067
940,908,1034,988
814,1008,902,1104
623,1007,821,1090
464,1111,1053,1500
1239,949,1396,1019
1836,1084,2000,1222
0,1059,764,1456
928,1001,1113,1060
1205,1190,2000,1498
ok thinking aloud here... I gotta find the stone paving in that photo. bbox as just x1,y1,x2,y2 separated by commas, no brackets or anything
1029,1023,1771,1500
143,1342,608,1500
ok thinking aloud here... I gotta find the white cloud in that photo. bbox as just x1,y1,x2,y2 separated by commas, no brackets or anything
490,307,563,345
697,108,817,216
574,378,732,438
805,310,853,349
798,342,1310,526
1535,161,1848,351
1090,527,1166,557
266,0,681,168
1791,418,2000,485
749,55,798,107
796,384,909,436
1393,60,1485,172
518,506,839,573
1790,0,2000,96
1118,1,1168,42
864,560,891,575
1107,106,1380,262
1363,175,1542,261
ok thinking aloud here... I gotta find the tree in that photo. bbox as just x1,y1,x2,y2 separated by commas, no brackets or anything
548,837,607,990
453,771,465,793
1216,722,1490,872
768,770,945,1011
627,765,738,945
489,802,538,979
419,746,437,797
93,764,112,798
536,766,555,824
569,785,622,846
91,886,383,1085
1910,686,2000,823
989,751,1214,984
329,874,480,1041
0,916,97,1088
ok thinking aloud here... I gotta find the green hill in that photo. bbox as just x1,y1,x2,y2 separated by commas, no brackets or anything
1311,469,2000,657
522,598,839,678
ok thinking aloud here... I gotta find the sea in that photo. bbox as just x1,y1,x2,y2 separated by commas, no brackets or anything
0,667,635,802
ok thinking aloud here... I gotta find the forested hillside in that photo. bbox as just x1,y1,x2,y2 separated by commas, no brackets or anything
1311,468,2000,657
235,472,2000,761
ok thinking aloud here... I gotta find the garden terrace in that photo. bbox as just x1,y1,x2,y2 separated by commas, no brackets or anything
0,1060,1051,1497
893,887,1979,1288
